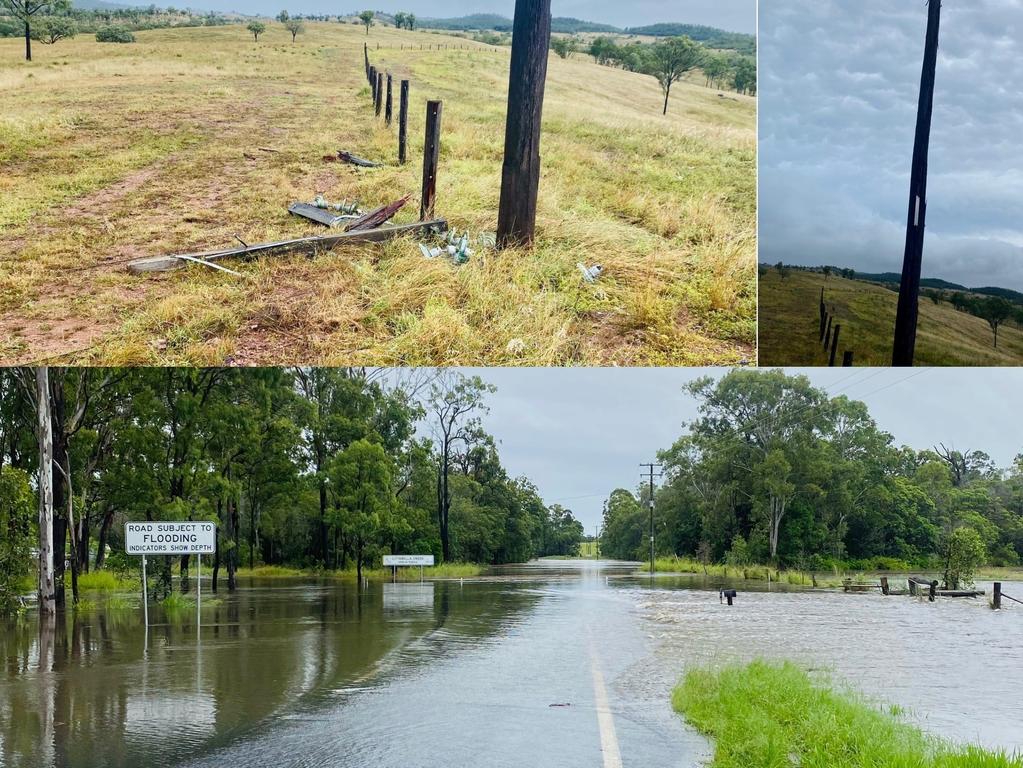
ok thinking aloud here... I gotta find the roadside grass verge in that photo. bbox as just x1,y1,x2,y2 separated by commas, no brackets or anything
758,269,1023,366
674,660,1023,768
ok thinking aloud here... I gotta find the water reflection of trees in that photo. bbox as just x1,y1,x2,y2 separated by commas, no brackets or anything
0,580,541,767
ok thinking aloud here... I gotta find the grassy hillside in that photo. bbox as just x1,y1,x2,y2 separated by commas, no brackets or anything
759,269,1023,366
0,23,755,366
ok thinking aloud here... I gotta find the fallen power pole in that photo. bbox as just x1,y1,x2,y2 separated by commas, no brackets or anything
127,220,448,274
892,0,942,366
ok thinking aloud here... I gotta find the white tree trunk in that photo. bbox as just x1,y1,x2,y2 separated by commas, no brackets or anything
36,367,56,615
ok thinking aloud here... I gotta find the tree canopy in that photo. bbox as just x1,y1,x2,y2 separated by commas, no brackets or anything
601,370,1023,582
0,368,584,611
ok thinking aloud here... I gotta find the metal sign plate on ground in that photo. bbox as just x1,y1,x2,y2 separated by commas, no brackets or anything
383,555,435,567
125,522,216,555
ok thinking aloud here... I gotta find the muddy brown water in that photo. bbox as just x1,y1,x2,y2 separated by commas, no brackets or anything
1,561,1020,767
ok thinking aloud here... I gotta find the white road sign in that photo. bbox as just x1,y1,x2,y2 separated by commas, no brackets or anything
383,555,435,567
125,522,216,555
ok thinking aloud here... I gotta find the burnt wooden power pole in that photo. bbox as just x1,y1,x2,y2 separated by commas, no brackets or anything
892,0,942,366
496,0,552,249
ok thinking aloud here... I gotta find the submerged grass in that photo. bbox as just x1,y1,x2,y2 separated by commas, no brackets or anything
75,570,138,592
649,557,829,586
234,562,483,581
674,661,1023,768
0,24,755,366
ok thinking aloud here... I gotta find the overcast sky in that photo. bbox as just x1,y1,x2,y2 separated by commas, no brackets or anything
179,0,754,32
760,0,1023,291
437,368,1023,532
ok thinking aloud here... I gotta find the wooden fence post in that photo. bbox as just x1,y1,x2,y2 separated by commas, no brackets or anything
375,72,384,116
364,42,369,79
496,0,552,249
370,65,376,97
829,324,841,366
824,315,833,347
398,80,409,164
929,580,937,602
385,74,393,126
880,576,889,595
993,582,1002,609
420,100,443,220
843,350,853,367
820,311,828,342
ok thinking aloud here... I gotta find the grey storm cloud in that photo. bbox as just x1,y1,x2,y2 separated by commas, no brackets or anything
182,0,754,32
759,0,1023,290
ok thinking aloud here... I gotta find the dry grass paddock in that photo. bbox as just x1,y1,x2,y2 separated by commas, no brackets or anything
0,23,756,366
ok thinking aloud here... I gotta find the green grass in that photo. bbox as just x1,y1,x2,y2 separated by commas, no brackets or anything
674,660,1023,768
649,557,824,586
75,570,137,592
0,23,755,366
759,269,1023,366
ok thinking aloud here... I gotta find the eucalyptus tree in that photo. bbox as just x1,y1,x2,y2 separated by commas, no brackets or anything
648,36,704,115
427,372,495,562
1,0,70,60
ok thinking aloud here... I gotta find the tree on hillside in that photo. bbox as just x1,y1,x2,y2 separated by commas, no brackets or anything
1,0,70,61
247,20,266,41
405,13,415,30
979,296,1014,348
393,11,406,29
734,56,756,95
648,36,704,115
702,50,730,89
284,18,304,42
550,36,577,59
276,9,289,22
588,35,616,65
359,10,374,35
31,16,76,45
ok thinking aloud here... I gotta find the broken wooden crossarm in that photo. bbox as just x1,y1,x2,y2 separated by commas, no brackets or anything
126,220,449,274
288,202,359,229
338,150,381,168
345,194,412,232
175,254,245,276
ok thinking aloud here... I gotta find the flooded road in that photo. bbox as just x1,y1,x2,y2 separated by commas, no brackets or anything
1,561,1021,767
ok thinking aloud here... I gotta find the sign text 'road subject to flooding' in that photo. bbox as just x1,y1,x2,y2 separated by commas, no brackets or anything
383,555,435,567
125,522,216,555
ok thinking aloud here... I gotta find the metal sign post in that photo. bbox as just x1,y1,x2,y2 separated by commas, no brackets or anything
141,554,149,626
196,553,201,633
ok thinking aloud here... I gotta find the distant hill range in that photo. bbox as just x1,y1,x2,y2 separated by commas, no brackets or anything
58,4,755,52
851,271,1023,305
420,14,619,34
419,14,754,51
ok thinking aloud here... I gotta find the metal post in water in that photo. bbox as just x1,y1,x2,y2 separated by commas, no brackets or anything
197,553,201,633
141,554,149,627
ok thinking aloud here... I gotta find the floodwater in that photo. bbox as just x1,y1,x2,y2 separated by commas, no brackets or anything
1,561,1021,768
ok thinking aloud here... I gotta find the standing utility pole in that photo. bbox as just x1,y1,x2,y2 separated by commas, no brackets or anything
496,0,552,249
640,463,663,575
892,0,942,366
